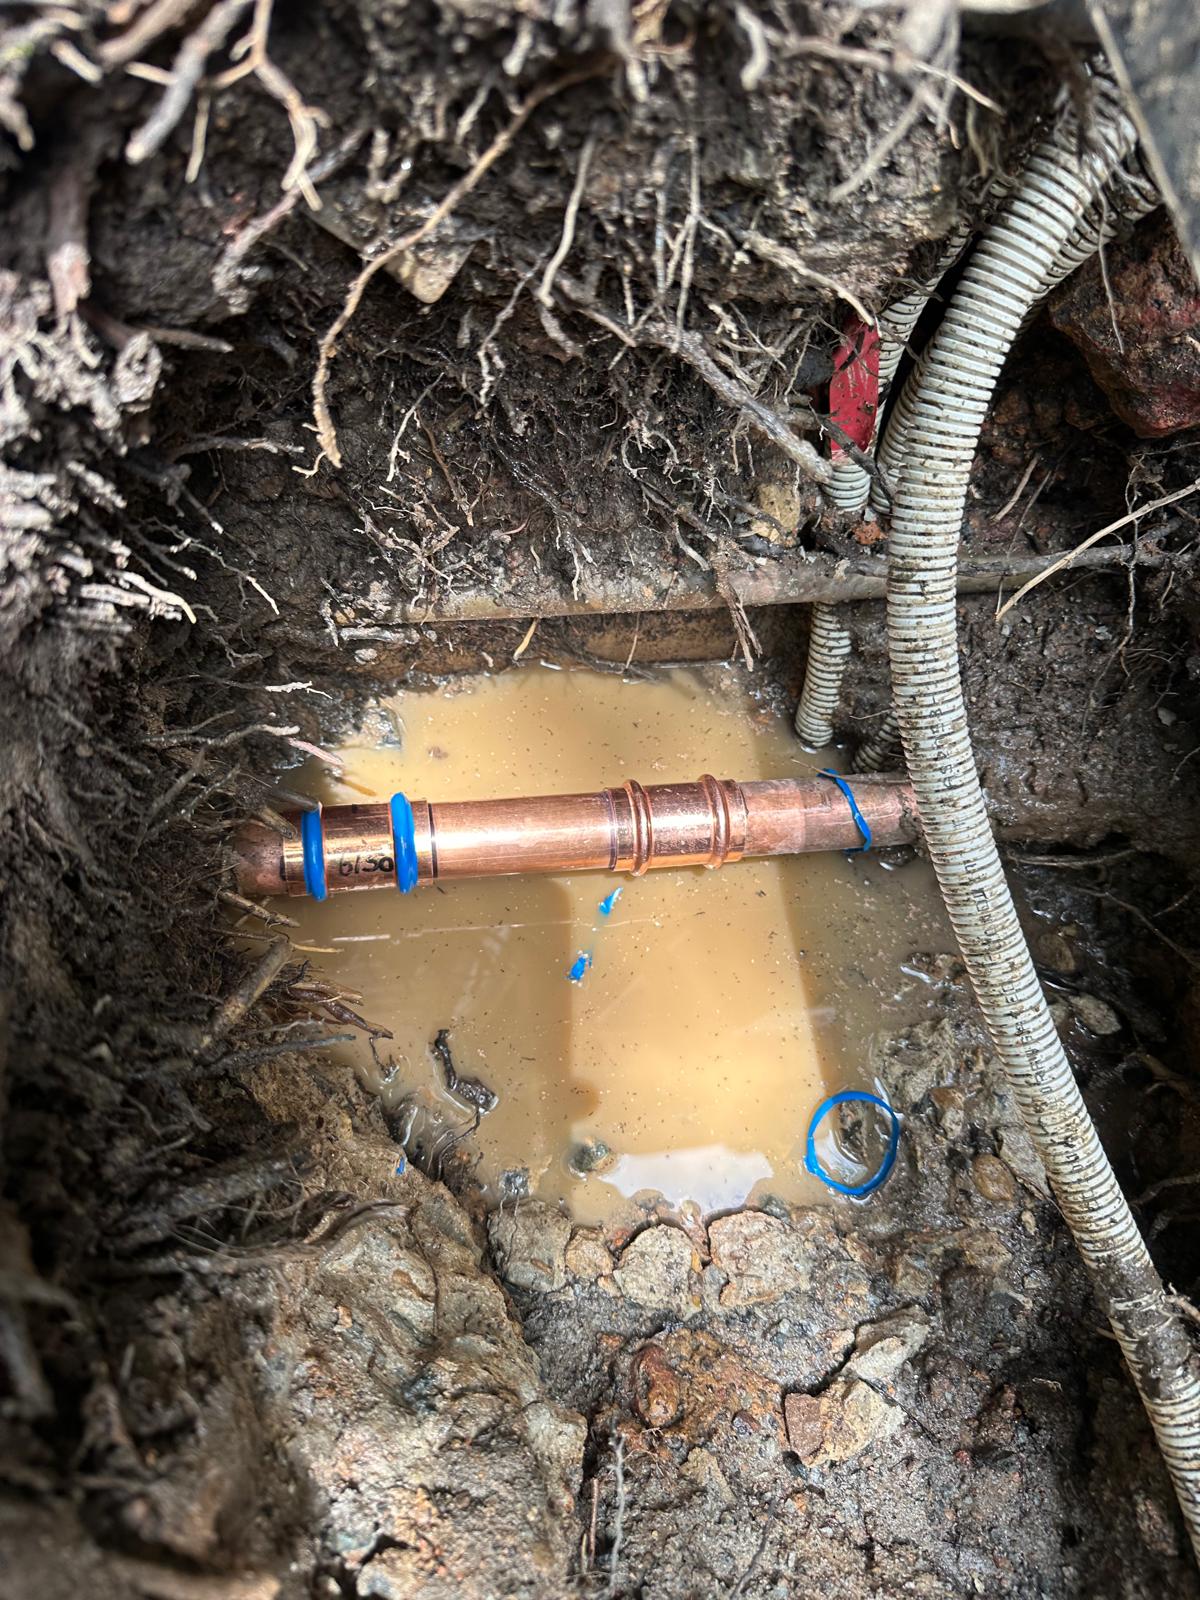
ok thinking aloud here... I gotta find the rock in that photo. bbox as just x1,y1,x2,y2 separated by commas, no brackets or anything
877,1018,961,1108
252,1169,586,1594
784,1378,901,1467
1049,1000,1072,1034
488,1201,571,1292
310,197,480,305
680,1446,734,1504
631,1342,685,1427
957,1228,1011,1273
613,1226,698,1315
568,1138,617,1175
1068,993,1123,1036
996,1124,1050,1199
908,952,966,986
748,481,802,547
889,1226,1010,1295
1033,929,1080,976
565,1227,614,1282
928,1086,965,1139
971,1154,1017,1205
624,1330,784,1486
891,1251,935,1298
782,1392,825,1460
782,1311,926,1468
708,1211,810,1308
847,1309,930,1385
1049,213,1200,437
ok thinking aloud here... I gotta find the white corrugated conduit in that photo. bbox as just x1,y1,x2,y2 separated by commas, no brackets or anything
800,236,971,747
851,707,900,774
793,601,852,748
886,76,1200,1553
874,150,1160,517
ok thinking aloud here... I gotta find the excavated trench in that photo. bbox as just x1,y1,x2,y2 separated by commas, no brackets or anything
4,3,1200,1596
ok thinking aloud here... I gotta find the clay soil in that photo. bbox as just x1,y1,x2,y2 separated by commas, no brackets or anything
3,3,1200,1596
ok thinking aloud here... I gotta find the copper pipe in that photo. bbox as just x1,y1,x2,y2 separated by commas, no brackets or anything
233,773,918,899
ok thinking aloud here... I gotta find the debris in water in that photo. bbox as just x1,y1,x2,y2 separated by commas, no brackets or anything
432,1027,498,1114
499,1168,531,1201
569,1138,617,1176
567,950,594,984
598,887,623,916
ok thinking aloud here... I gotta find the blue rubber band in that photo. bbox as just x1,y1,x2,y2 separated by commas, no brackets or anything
390,791,419,893
805,1090,901,1197
300,806,328,902
818,769,872,852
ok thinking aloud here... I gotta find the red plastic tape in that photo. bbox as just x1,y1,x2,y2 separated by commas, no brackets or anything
828,319,881,460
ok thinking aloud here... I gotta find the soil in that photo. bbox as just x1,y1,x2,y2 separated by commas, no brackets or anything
2,3,1200,1598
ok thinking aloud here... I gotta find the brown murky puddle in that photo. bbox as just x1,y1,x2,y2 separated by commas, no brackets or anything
278,665,953,1223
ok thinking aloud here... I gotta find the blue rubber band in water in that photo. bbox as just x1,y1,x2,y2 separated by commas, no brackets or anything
818,769,872,853
805,1090,901,1198
389,791,419,893
300,806,328,902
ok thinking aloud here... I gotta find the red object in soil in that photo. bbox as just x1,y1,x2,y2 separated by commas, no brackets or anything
828,318,881,458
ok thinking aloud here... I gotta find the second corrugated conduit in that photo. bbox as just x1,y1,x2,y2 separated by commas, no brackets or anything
886,77,1200,1553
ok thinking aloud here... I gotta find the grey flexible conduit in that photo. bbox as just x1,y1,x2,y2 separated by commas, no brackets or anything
852,707,900,774
801,235,971,748
875,150,1160,515
793,601,852,748
886,77,1200,1552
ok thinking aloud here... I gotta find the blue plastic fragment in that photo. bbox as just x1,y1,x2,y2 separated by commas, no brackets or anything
805,1089,901,1198
300,805,328,901
818,769,873,853
598,888,623,917
394,1154,407,1176
389,791,419,893
567,950,594,984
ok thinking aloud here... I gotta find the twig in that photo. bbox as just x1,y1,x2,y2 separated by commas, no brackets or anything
148,721,300,750
831,86,929,203
212,126,365,304
512,617,540,660
98,0,199,68
641,320,832,484
607,1436,626,1598
787,35,1002,114
538,133,596,307
193,937,290,1055
1071,885,1200,970
711,546,760,666
219,890,300,928
1007,846,1136,871
731,226,873,324
312,60,612,466
208,0,328,205
1138,1172,1200,1207
46,142,102,319
996,478,1200,619
125,0,252,164
989,455,1041,524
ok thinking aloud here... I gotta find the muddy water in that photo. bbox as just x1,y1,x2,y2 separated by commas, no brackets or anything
278,666,953,1223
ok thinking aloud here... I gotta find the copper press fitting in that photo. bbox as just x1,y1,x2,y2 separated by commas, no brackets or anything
233,773,918,900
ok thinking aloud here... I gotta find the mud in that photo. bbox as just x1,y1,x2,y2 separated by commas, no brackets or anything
2,3,1200,1598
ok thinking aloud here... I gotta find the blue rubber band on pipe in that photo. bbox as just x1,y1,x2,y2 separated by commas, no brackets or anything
818,769,873,852
805,1090,901,1197
390,792,419,893
300,806,328,902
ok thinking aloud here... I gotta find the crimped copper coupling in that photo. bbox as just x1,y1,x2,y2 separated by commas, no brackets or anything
233,773,918,900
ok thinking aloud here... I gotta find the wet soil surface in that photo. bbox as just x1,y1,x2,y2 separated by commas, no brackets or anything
3,2,1200,1596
